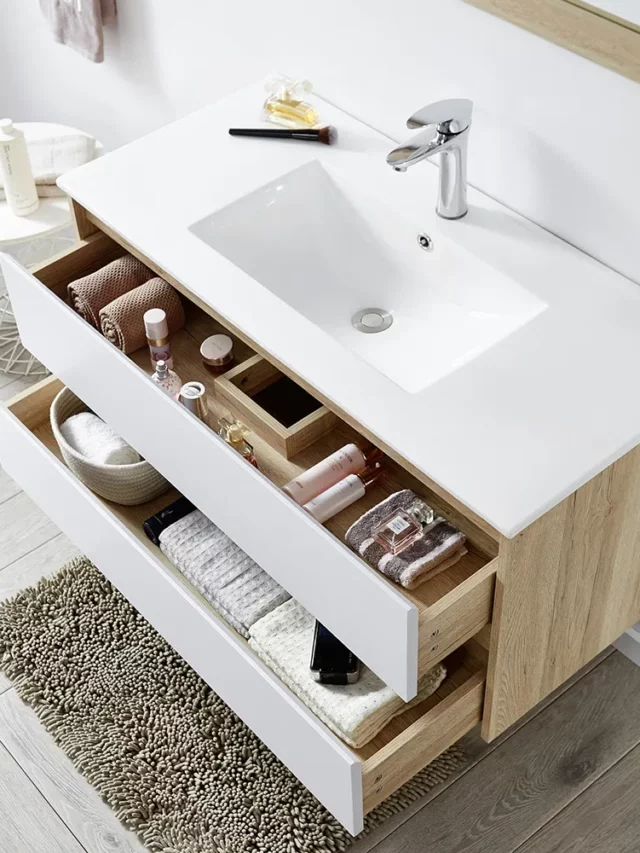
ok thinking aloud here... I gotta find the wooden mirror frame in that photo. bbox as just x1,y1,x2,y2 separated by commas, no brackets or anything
466,0,640,83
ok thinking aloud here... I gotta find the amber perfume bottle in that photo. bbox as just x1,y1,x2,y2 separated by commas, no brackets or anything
373,500,436,555
263,74,319,129
217,417,258,468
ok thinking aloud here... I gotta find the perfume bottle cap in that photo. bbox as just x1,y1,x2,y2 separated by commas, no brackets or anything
409,500,436,527
155,360,169,378
144,308,168,341
218,417,250,445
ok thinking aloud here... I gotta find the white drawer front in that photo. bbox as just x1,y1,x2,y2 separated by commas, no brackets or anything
0,401,365,834
1,253,418,700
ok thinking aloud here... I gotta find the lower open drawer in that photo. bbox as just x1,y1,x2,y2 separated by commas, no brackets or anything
0,377,486,835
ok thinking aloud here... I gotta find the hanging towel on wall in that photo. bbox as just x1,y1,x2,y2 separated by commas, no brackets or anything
39,0,117,63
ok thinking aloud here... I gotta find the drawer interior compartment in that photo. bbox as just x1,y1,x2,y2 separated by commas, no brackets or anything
1,375,487,834
214,354,338,458
6,230,498,696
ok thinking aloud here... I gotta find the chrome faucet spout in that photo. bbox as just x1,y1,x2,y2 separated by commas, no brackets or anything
386,98,473,220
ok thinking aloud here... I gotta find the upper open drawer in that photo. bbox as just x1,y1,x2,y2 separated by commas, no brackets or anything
0,231,497,699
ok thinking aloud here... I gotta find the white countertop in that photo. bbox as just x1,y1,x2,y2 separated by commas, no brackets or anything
58,82,640,538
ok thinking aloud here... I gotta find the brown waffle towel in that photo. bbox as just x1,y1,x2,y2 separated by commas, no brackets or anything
99,278,185,354
345,490,467,590
68,255,152,329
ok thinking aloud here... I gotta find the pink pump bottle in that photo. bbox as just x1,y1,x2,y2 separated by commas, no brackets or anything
282,443,382,506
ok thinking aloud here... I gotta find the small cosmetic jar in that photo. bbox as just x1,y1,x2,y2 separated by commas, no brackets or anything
200,334,234,374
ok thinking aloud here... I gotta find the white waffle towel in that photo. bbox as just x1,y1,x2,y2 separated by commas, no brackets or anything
249,599,446,748
159,510,290,638
60,412,140,466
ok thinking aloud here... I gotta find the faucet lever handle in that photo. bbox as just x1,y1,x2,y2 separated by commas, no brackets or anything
407,99,473,134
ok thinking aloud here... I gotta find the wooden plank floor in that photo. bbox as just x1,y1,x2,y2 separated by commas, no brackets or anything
1,378,640,852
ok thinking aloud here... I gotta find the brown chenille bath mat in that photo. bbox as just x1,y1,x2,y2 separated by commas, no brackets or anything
0,557,466,853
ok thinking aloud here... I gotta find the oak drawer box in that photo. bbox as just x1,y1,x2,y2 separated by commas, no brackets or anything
214,353,338,458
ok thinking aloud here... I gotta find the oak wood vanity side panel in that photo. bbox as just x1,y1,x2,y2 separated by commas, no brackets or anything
483,444,640,740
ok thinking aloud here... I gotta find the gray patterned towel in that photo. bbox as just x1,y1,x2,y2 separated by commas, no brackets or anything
160,510,290,637
345,490,467,590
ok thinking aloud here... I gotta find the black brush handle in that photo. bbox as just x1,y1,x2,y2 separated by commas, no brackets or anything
229,127,321,141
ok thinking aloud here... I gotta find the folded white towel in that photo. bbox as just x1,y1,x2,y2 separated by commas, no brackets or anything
159,510,290,638
249,599,446,748
60,412,140,466
0,123,96,199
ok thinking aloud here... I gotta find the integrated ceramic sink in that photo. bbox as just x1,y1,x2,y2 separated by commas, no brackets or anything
190,161,546,393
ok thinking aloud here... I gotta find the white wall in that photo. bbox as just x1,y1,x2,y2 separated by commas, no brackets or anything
2,0,639,282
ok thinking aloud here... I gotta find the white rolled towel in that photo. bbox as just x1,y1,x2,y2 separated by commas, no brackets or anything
60,412,141,466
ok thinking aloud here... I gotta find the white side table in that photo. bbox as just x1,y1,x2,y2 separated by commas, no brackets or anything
0,195,76,376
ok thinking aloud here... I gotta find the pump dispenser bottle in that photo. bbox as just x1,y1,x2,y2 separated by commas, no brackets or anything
283,443,382,505
0,120,39,216
303,464,383,524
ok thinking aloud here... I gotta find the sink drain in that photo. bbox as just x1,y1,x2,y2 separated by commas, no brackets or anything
351,308,393,334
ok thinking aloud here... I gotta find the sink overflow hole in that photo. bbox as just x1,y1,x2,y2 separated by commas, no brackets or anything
351,308,393,334
417,232,433,251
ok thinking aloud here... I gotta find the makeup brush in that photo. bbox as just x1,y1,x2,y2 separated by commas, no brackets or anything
228,126,338,145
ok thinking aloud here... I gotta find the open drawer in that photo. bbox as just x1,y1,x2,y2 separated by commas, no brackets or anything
0,377,486,834
0,232,497,700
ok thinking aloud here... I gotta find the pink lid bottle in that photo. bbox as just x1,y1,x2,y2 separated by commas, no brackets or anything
282,443,382,505
144,308,174,370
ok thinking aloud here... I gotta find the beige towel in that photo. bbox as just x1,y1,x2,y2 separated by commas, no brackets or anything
249,599,446,748
68,255,152,329
99,277,185,354
39,0,117,63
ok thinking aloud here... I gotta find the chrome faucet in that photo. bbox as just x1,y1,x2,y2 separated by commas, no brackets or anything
386,99,473,220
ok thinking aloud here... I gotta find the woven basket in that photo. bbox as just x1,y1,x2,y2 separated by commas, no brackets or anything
50,386,170,506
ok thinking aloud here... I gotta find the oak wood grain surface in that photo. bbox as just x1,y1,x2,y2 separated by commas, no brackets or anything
484,443,640,740
0,490,61,571
0,741,86,853
0,690,146,853
466,0,640,83
516,741,640,853
367,651,640,853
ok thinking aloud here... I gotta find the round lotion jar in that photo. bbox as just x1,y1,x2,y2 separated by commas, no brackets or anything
200,334,234,374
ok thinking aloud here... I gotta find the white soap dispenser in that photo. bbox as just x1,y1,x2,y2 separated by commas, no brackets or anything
0,120,39,217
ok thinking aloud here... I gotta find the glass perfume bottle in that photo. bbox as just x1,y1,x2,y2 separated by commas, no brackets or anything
218,417,258,469
373,500,436,555
151,360,182,400
263,74,319,129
